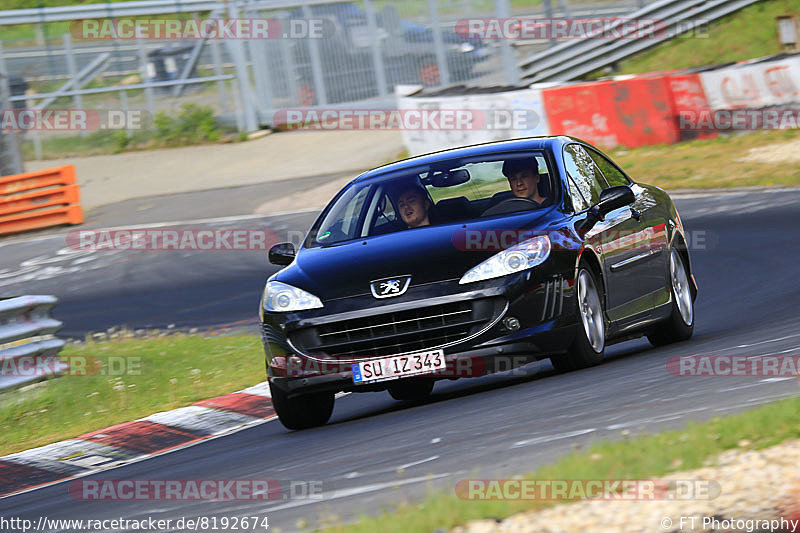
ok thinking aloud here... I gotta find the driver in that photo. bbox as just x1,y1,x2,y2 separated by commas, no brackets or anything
395,185,432,228
502,158,548,206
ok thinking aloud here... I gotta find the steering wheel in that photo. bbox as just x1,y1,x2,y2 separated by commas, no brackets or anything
481,197,542,217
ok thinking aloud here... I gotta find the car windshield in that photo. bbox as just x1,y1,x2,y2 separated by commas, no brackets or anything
308,151,554,247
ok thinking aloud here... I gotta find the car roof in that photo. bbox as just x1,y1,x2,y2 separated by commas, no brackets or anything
353,136,575,183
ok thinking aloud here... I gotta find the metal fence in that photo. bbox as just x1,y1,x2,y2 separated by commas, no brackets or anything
0,295,66,392
0,43,24,176
519,0,764,82
0,0,653,161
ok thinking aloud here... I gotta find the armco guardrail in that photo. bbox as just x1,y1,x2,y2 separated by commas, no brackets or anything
0,295,66,391
0,164,83,236
519,0,762,82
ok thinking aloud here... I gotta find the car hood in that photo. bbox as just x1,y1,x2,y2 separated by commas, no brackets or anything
274,208,561,301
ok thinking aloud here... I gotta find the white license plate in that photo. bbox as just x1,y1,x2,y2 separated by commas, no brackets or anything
352,349,445,384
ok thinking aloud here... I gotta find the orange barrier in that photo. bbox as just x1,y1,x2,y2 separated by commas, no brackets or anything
0,165,83,236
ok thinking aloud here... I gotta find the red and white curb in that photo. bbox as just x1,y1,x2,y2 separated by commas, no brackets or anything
0,382,276,499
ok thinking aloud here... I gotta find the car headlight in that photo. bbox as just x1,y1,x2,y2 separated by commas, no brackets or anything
459,235,551,284
459,42,475,53
263,280,323,312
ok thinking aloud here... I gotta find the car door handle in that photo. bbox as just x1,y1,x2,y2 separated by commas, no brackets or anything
630,208,641,220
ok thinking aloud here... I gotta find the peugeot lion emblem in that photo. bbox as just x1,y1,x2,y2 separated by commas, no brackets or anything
370,276,412,299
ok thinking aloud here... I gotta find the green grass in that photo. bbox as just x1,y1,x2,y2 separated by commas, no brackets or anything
329,395,800,532
612,0,797,76
608,127,800,189
21,103,241,160
21,130,133,159
0,333,265,456
1,21,74,47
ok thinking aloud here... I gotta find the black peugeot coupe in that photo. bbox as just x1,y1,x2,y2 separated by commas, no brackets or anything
261,136,697,430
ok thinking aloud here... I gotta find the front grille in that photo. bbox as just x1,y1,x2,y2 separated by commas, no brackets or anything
289,298,501,359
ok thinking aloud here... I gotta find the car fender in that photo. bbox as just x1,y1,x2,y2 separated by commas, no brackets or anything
574,244,605,297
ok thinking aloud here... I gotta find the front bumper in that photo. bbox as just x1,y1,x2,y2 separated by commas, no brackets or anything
261,271,578,396
267,331,576,398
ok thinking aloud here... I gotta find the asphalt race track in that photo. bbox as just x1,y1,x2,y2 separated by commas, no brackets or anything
1,188,799,531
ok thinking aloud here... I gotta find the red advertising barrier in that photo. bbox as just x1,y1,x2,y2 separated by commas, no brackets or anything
542,75,680,148
665,72,717,141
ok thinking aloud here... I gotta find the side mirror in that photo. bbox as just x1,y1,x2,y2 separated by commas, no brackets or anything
269,242,295,266
596,186,635,219
579,186,635,231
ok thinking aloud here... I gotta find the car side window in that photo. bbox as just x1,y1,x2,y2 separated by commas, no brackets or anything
585,147,631,187
563,144,607,208
567,177,589,212
316,184,370,243
371,191,398,231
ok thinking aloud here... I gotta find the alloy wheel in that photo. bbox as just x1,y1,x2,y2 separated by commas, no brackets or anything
577,269,604,353
670,249,694,326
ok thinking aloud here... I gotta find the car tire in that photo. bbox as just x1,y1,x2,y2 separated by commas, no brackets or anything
550,265,605,372
269,381,334,431
388,379,434,401
647,248,695,347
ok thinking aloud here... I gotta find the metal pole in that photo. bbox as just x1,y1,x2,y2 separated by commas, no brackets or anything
209,38,228,113
39,1,57,76
278,22,298,106
543,0,556,48
1,34,40,160
427,0,450,86
63,33,87,137
32,131,43,161
0,42,24,175
173,11,216,98
137,39,156,120
301,4,328,105
172,39,205,97
227,1,257,131
496,0,519,84
246,33,273,114
243,1,271,113
232,78,245,133
34,53,111,110
119,89,131,137
34,23,46,46
364,0,388,97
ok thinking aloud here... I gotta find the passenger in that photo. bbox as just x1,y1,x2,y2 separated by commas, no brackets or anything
502,158,549,206
395,185,432,228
